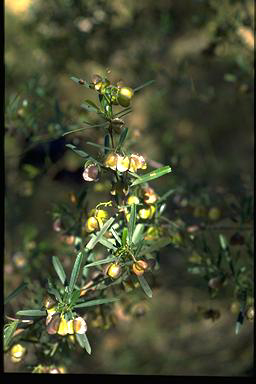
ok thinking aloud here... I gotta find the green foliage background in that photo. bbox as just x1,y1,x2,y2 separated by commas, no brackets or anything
5,0,254,375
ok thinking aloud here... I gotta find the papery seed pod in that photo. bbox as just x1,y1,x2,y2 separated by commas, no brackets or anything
43,294,56,310
74,316,87,334
138,205,155,220
245,306,254,321
46,314,61,335
230,301,240,315
142,187,157,204
104,152,119,170
127,195,140,205
10,344,26,363
129,154,147,171
57,316,70,336
83,164,99,182
117,87,134,107
116,155,130,172
91,74,102,91
85,216,99,232
106,263,122,279
95,209,109,221
110,118,124,133
132,260,148,276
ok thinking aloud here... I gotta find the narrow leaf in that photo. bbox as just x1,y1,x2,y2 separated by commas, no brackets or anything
139,237,171,256
74,297,119,309
52,256,67,285
110,228,122,245
65,144,89,158
219,234,228,251
97,236,117,251
16,309,47,317
134,79,155,93
70,76,90,89
86,217,115,251
137,275,152,298
122,227,128,245
83,256,116,269
128,204,136,245
4,321,18,350
86,141,112,151
157,188,176,204
4,282,28,305
132,224,145,245
104,134,110,155
117,126,128,149
81,102,99,113
130,166,172,187
69,251,85,294
76,333,91,354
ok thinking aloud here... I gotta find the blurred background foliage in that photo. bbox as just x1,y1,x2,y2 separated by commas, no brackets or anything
5,0,254,375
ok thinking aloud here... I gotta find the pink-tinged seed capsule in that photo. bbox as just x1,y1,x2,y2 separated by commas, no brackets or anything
104,152,119,170
132,260,148,276
46,313,61,335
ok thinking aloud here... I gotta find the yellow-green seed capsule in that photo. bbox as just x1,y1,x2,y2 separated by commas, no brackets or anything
208,207,221,221
106,263,122,279
85,217,99,232
245,306,254,321
127,196,140,205
10,344,26,363
117,87,134,107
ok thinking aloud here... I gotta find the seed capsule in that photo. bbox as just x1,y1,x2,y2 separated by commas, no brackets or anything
110,118,124,133
46,313,61,335
116,155,130,172
83,164,99,182
10,344,26,363
127,196,140,205
245,306,254,321
74,317,87,334
106,263,122,279
138,205,156,220
85,216,99,232
132,260,148,276
208,276,224,289
104,152,119,170
117,87,134,107
142,187,157,204
208,207,221,221
43,294,56,310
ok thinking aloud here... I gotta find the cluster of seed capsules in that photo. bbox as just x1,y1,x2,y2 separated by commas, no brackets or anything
43,296,87,336
89,74,134,108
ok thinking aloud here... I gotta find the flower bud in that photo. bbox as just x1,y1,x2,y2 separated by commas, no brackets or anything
85,216,99,232
132,260,148,276
10,344,26,363
83,164,99,182
117,87,134,107
106,263,122,279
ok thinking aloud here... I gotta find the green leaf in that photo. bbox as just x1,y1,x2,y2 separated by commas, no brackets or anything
86,217,115,251
81,100,99,113
117,126,128,149
16,309,47,317
132,223,145,245
4,321,18,350
52,256,67,286
122,227,128,245
47,278,62,302
157,188,176,204
4,282,28,305
86,141,112,151
70,289,81,306
83,256,116,269
74,297,119,309
69,251,85,294
76,333,91,354
137,275,152,298
219,234,228,251
70,76,91,89
128,204,136,245
65,144,89,158
130,166,172,187
110,228,122,245
97,236,118,251
134,80,155,93
104,134,110,155
139,237,171,256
